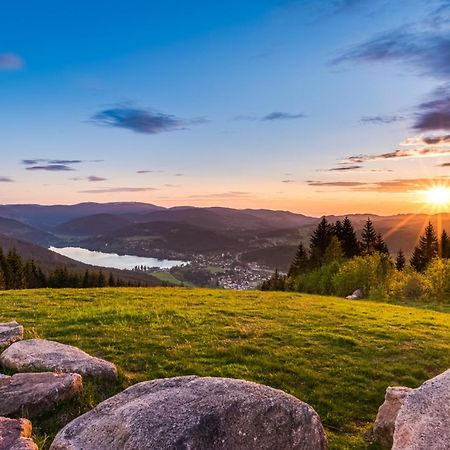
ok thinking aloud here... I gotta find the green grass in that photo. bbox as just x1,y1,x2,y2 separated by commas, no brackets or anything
150,271,196,287
0,288,449,449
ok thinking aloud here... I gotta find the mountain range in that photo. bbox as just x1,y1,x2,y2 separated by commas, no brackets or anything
0,202,448,271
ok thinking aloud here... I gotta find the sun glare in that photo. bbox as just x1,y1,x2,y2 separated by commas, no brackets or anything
425,187,450,206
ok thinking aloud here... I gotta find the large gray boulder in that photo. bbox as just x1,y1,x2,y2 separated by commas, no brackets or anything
0,417,38,450
372,386,413,448
50,376,327,450
0,372,82,418
0,339,117,379
393,369,450,450
0,322,23,349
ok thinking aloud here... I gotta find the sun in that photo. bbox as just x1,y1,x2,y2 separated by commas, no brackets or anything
425,187,450,206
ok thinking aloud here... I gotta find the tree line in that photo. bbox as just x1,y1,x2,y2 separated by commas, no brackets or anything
262,217,450,301
0,247,143,290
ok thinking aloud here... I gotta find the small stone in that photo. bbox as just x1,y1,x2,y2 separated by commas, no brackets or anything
0,417,38,450
0,372,82,418
0,339,117,379
50,376,327,450
0,322,23,349
372,386,413,448
393,369,450,450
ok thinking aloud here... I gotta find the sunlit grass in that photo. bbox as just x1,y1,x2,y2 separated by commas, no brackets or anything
0,288,449,449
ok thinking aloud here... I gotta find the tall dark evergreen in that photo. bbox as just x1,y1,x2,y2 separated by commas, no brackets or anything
334,220,343,242
441,229,450,259
395,249,406,271
310,217,335,267
361,217,378,254
410,222,439,272
287,242,309,278
108,272,116,287
374,233,389,254
340,217,360,258
6,248,24,289
23,260,47,288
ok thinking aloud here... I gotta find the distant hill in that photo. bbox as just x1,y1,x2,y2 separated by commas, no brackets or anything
0,233,162,286
81,221,242,256
0,202,163,229
136,207,317,232
0,217,59,247
54,214,132,237
0,202,449,268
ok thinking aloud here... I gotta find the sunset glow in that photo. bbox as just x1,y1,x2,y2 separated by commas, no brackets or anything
0,1,449,215
425,187,450,206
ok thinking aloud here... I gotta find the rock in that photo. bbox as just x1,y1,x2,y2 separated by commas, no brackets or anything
0,372,82,418
393,369,450,450
346,289,363,300
0,339,117,379
0,322,23,349
50,376,327,450
372,386,413,448
0,417,38,450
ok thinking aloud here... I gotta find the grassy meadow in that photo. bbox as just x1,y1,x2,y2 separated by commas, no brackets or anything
1,287,449,449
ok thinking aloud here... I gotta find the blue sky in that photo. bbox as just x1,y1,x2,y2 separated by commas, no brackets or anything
1,0,449,214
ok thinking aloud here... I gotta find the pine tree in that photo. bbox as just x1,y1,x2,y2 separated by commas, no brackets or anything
374,233,389,254
361,218,377,254
410,222,439,272
287,243,309,278
310,217,335,267
108,273,116,287
395,250,406,271
82,270,90,288
23,260,46,288
97,271,106,287
6,248,25,289
340,217,360,258
335,220,343,242
441,229,450,259
0,266,4,290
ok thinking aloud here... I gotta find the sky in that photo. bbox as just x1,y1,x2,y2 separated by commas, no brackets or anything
1,0,449,215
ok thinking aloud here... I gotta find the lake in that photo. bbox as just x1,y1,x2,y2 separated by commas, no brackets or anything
49,247,185,270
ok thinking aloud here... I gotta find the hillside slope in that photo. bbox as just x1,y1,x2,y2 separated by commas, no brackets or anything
0,288,449,449
54,214,132,237
0,233,161,286
0,217,59,247
80,220,242,255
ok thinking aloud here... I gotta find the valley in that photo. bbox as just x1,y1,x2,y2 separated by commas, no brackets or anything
0,202,449,290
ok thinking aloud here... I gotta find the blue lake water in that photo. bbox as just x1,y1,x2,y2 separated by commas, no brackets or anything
49,246,185,270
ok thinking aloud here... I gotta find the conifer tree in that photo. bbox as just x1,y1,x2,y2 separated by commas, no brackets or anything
310,217,335,267
6,248,24,289
287,243,309,278
97,271,106,287
374,233,389,254
441,229,449,259
410,222,438,272
361,217,377,254
395,249,406,271
81,270,89,288
340,216,360,258
108,272,116,287
334,220,343,242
